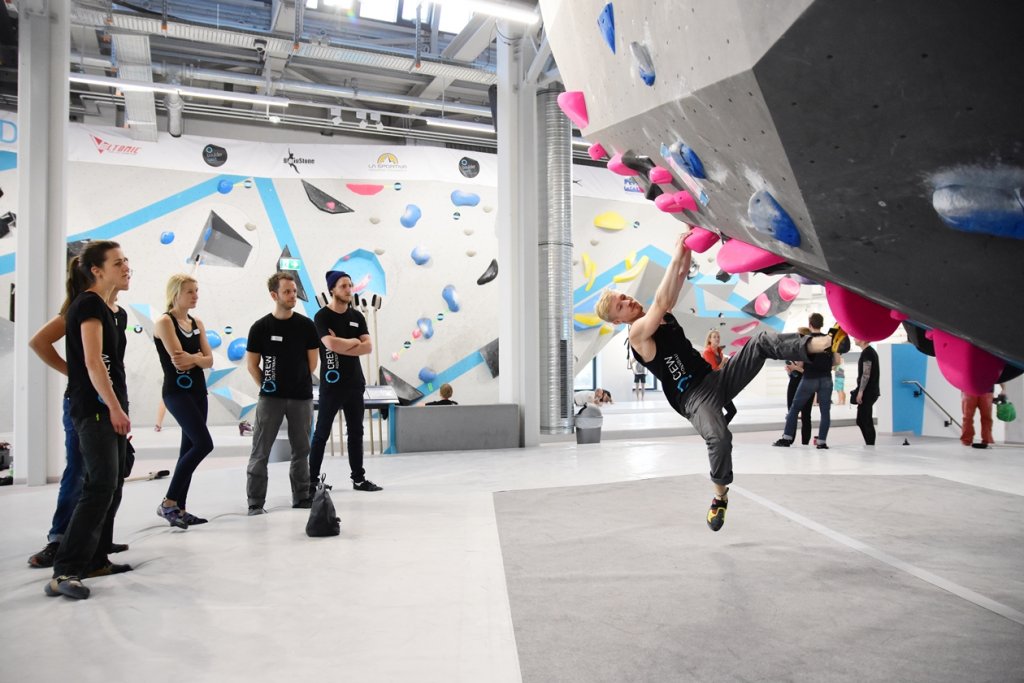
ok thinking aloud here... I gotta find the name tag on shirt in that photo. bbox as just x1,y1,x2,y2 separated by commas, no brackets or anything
271,335,283,342
349,322,359,327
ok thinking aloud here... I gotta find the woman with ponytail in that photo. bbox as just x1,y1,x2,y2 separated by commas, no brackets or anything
153,274,214,528
27,254,130,568
44,240,133,600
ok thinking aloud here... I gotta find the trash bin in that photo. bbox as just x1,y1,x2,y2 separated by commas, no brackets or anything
575,406,603,444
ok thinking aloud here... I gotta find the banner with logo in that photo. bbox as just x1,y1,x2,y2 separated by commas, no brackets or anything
66,123,649,202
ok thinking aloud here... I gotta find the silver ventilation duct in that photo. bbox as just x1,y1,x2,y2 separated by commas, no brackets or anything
165,92,183,137
537,88,573,434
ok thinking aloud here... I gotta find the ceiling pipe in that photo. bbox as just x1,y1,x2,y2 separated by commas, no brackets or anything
165,92,184,137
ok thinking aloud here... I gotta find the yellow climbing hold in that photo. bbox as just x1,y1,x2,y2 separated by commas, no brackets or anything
594,211,627,231
613,255,650,283
625,250,637,269
574,313,603,328
582,252,598,291
599,324,615,335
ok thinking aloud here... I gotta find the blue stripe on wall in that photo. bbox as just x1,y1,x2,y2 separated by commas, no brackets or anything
891,343,928,435
0,150,16,172
254,177,319,320
415,350,486,398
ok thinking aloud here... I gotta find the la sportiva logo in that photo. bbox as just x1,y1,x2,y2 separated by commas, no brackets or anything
283,148,315,173
91,135,141,155
368,151,407,171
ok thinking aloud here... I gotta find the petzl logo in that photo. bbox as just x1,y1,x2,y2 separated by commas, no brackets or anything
623,178,642,193
91,135,141,155
203,144,228,167
368,151,407,171
283,148,315,174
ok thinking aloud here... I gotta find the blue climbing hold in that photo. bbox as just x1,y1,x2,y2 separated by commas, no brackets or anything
932,185,1024,239
206,330,222,349
217,179,233,194
411,245,431,265
159,231,175,245
451,190,480,207
418,367,437,384
400,204,422,228
227,337,248,362
630,42,655,86
668,141,707,180
597,3,615,54
442,284,460,313
417,318,435,339
748,190,801,247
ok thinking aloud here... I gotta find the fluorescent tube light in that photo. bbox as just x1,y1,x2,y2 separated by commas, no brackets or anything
425,117,495,133
69,73,290,108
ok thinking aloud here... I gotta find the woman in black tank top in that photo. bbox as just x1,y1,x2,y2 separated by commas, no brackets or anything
153,274,215,529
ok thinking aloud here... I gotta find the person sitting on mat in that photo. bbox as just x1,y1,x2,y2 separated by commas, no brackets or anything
595,230,832,532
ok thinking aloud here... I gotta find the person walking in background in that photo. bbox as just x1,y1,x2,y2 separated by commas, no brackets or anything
630,357,648,402
960,383,1005,448
153,274,215,529
244,272,320,515
426,383,459,406
774,313,834,449
702,329,737,424
46,241,133,600
834,356,847,405
783,326,814,446
27,259,130,569
308,271,382,493
852,338,880,445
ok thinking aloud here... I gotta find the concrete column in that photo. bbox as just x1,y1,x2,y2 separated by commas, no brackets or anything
1003,376,1023,444
496,23,540,447
14,0,69,484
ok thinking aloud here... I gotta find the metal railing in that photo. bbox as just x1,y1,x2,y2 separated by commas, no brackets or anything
902,380,961,428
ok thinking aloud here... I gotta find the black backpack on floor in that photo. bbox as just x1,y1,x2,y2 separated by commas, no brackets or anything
306,475,341,537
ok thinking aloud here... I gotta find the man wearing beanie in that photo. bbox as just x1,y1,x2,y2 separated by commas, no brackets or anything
308,270,382,492
244,272,321,515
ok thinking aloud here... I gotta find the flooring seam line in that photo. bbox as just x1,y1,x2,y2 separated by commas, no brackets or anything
729,484,1024,628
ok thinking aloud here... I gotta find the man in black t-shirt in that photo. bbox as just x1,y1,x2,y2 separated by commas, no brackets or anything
852,338,881,445
244,272,320,514
774,313,836,449
308,271,382,492
595,232,832,532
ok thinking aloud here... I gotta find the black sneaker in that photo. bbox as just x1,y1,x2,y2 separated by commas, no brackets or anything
247,505,266,516
85,561,133,578
109,543,129,554
772,438,792,447
353,479,382,492
816,442,829,450
292,499,313,509
707,493,728,532
29,542,59,568
45,575,90,600
180,512,208,525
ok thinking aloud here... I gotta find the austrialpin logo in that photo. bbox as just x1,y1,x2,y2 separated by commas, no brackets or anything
283,148,315,174
203,144,228,167
368,152,407,171
91,135,141,155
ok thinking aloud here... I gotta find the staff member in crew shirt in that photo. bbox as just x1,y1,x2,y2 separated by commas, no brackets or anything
244,272,320,515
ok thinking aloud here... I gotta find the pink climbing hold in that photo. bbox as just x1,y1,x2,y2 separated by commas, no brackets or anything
716,239,786,274
753,293,771,316
778,277,801,302
649,166,672,184
928,329,1005,395
654,192,684,213
346,183,385,196
890,310,909,321
731,321,759,335
607,153,633,177
824,282,900,341
587,142,608,161
556,91,589,129
731,336,751,348
683,227,719,253
671,190,698,212
325,201,336,210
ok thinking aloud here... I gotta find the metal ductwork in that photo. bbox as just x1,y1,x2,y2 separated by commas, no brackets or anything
111,33,158,141
537,88,573,435
165,92,183,137
70,6,497,86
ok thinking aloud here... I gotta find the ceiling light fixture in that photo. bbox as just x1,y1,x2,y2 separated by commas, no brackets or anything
430,0,539,25
69,72,290,108
425,118,495,133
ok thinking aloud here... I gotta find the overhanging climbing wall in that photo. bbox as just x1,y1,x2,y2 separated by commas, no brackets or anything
540,0,1024,367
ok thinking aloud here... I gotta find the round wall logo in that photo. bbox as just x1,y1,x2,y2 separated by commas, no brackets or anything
203,144,228,167
458,156,480,178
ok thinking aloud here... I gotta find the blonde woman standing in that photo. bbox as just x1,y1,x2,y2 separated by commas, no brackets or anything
153,274,214,528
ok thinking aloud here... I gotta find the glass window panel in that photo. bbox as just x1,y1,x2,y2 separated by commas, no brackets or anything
360,0,400,22
437,4,474,33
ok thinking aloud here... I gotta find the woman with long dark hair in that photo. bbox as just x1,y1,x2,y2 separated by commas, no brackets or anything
153,274,214,528
46,240,132,600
